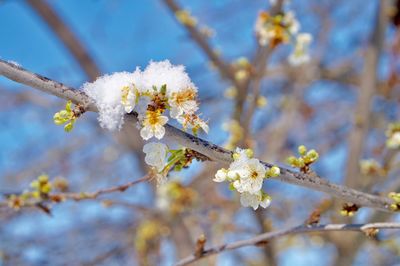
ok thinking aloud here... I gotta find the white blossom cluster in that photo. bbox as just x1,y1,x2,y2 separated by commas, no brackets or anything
82,60,208,140
214,148,280,210
254,11,299,47
254,9,312,66
387,131,400,149
288,33,312,66
385,123,400,149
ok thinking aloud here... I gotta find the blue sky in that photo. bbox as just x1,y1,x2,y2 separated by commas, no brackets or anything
1,0,396,265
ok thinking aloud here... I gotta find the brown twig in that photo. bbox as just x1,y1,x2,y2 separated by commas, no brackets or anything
58,174,151,201
175,222,400,266
26,0,101,80
162,0,236,83
344,0,387,189
237,0,284,143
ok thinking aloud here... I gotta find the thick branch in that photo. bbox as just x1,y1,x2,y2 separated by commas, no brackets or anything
176,222,400,266
0,59,395,212
26,0,101,81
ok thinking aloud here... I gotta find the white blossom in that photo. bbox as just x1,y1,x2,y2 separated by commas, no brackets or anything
214,168,228,182
176,114,209,134
214,148,266,194
231,158,266,194
387,132,400,149
283,11,300,35
143,142,169,171
240,191,271,210
289,33,312,66
169,88,198,118
213,148,279,210
140,110,169,140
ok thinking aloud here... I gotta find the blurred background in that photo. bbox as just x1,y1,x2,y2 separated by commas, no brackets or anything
1,0,400,265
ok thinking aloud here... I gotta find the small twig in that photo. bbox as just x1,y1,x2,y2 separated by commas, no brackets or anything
344,0,387,189
194,234,207,258
162,0,236,83
56,174,151,201
240,0,284,143
0,175,151,213
175,222,400,266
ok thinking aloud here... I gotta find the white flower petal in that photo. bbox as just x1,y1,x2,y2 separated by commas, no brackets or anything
140,126,153,140
214,169,228,182
154,125,166,140
143,142,168,171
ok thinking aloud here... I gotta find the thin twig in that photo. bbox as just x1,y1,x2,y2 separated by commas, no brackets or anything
162,0,236,83
344,0,387,189
59,175,151,201
175,222,400,266
237,0,284,139
1,175,151,212
0,59,395,212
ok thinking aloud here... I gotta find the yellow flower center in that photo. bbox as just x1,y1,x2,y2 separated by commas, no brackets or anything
148,111,161,125
251,171,259,179
172,88,196,105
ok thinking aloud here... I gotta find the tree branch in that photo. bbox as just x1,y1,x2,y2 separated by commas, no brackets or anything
344,0,387,189
162,0,236,83
176,222,400,266
238,0,284,139
26,0,101,81
0,59,395,212
59,174,151,201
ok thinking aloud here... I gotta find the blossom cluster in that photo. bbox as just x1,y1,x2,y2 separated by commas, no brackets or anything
340,203,360,217
254,10,312,66
82,60,208,140
142,142,206,185
286,145,319,173
288,33,312,66
53,101,84,132
386,122,400,149
388,192,400,211
214,148,280,210
7,175,68,211
255,11,299,47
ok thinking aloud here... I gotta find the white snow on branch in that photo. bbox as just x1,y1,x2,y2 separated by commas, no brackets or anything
82,60,204,135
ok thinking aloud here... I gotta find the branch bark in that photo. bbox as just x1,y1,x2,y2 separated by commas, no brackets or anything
175,222,400,266
0,59,395,212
